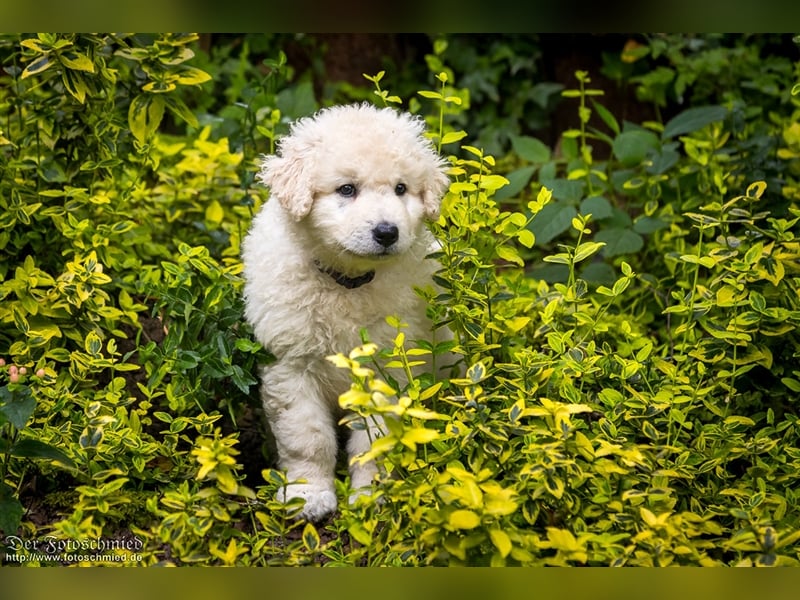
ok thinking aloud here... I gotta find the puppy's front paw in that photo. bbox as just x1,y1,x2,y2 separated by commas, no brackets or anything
278,484,337,522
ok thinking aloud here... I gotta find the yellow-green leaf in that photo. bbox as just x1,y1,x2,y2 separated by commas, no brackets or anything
302,523,320,551
496,244,524,266
165,96,199,129
504,316,531,333
205,200,224,225
348,523,372,546
176,66,212,86
450,182,477,194
59,50,95,72
485,494,518,516
746,180,767,199
401,427,439,447
128,94,165,144
419,381,443,401
478,174,510,191
21,55,53,79
215,466,238,495
196,460,216,481
20,38,50,52
573,241,606,263
418,90,443,100
84,330,103,356
546,527,581,551
517,229,535,248
441,130,468,145
489,528,512,558
405,407,447,420
448,509,481,530
356,436,397,463
61,69,88,103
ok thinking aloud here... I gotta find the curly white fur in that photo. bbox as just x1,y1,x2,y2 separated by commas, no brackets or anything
242,104,450,521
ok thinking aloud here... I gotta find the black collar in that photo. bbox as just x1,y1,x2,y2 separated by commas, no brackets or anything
315,261,375,289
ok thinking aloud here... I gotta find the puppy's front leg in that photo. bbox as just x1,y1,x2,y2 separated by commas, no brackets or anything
262,362,338,521
346,418,383,505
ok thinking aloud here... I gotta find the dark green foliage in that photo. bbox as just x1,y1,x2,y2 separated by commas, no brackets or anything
1,33,799,567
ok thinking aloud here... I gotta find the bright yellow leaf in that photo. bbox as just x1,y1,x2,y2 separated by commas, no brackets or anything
448,509,481,530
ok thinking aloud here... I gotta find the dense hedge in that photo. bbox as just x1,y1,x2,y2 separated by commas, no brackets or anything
1,33,799,566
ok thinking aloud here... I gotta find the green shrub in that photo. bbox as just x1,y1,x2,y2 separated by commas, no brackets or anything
1,33,799,567
0,33,267,559
310,64,800,565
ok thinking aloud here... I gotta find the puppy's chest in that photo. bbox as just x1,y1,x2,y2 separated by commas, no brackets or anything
319,286,410,342
313,283,415,347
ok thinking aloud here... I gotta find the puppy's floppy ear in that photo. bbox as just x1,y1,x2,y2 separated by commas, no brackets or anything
257,153,314,220
422,166,451,221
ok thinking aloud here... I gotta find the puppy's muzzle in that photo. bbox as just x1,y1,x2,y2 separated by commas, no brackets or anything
372,221,399,248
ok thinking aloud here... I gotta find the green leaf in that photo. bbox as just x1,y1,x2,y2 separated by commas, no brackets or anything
662,105,728,139
0,387,36,430
647,146,680,174
164,96,198,129
0,482,23,535
595,228,644,257
541,178,585,203
612,130,660,167
276,80,318,120
510,135,551,163
528,202,577,246
781,378,800,392
494,166,536,201
580,196,613,220
10,439,76,468
580,262,616,285
591,100,620,135
633,216,667,234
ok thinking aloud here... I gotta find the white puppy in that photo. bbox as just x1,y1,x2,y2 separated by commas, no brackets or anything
242,103,450,521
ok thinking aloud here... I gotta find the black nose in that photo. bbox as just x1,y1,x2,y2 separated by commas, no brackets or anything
372,222,399,248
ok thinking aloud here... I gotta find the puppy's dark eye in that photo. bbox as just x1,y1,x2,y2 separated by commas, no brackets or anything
395,183,407,196
337,184,356,198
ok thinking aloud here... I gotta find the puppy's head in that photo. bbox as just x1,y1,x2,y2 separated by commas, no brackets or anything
257,104,449,267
